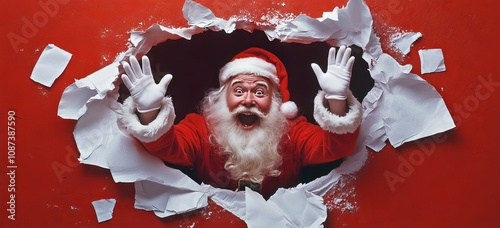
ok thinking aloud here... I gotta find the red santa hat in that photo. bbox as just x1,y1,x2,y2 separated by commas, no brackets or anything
219,47,298,119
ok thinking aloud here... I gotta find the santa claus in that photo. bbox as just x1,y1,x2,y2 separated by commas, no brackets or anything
118,46,362,198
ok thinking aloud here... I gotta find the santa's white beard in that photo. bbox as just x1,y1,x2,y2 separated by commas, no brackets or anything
202,86,288,183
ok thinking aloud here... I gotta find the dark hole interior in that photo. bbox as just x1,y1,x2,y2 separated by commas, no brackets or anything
124,29,374,184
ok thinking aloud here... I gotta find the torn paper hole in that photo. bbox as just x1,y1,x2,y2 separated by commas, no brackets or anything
57,0,455,226
91,198,116,223
30,44,72,87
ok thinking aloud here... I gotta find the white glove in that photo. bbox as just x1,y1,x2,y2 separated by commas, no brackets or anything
311,46,355,100
121,55,172,113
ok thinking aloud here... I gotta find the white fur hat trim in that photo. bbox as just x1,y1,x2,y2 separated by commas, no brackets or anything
219,57,280,86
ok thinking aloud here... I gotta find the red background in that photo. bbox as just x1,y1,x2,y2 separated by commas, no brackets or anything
1,0,499,227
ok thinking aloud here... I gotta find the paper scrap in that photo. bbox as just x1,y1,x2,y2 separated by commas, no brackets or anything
91,199,116,223
30,44,72,87
419,48,446,74
390,32,422,55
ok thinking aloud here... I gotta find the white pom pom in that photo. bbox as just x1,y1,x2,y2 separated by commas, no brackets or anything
280,101,298,119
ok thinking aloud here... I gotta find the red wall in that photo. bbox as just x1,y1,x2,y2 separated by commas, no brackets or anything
1,0,499,227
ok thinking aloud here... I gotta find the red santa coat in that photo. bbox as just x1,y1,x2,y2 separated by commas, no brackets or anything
142,114,359,198
120,91,363,198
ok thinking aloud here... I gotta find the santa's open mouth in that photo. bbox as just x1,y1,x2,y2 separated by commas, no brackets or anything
237,113,259,129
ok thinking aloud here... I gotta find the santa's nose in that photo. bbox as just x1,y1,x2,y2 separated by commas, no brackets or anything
242,93,256,107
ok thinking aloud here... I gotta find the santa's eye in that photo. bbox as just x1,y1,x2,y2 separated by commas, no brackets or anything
255,90,264,96
234,88,244,94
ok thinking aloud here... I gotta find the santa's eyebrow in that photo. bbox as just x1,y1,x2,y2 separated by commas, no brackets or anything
230,78,269,89
255,81,269,89
230,79,243,86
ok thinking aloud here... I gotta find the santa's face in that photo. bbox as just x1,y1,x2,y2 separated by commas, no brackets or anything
226,74,274,130
202,76,286,183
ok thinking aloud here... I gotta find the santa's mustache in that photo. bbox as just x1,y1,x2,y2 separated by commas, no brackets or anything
230,106,268,118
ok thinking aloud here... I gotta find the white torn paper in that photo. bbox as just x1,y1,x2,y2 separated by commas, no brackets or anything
57,62,120,120
72,94,209,215
390,32,422,55
91,198,116,223
57,0,455,226
134,180,208,218
419,48,446,74
366,53,455,149
245,188,326,228
30,44,72,87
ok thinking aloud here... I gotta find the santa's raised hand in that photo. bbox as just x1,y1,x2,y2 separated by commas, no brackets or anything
311,46,355,100
121,56,172,113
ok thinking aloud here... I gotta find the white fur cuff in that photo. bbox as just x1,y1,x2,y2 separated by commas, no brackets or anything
313,90,362,134
118,97,176,143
